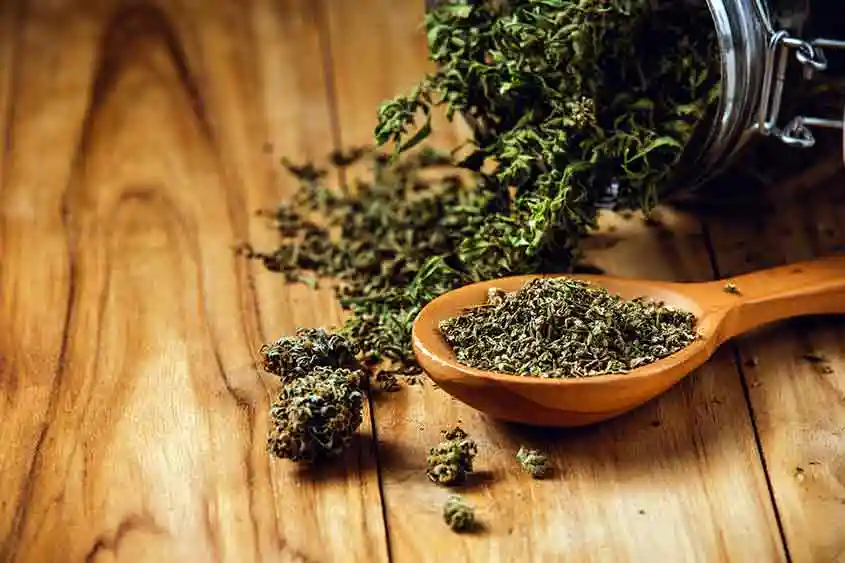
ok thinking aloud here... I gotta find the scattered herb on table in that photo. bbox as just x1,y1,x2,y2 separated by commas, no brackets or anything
516,446,550,479
241,148,494,384
439,277,698,378
803,350,828,363
426,426,479,486
443,494,476,532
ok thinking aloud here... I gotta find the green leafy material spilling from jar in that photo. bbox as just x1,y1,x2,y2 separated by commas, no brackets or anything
244,0,721,462
376,0,720,280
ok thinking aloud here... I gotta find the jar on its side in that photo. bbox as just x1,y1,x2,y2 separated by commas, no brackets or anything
672,0,845,198
421,0,845,202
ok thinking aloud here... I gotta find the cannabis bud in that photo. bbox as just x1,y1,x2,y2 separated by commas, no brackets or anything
426,426,478,486
443,495,475,533
260,328,361,382
516,446,550,479
267,366,366,463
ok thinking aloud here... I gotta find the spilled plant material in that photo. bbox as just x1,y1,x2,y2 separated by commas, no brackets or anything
516,446,550,479
244,0,720,382
426,426,479,486
803,350,828,364
439,277,698,378
376,0,720,275
241,148,506,382
267,365,366,463
443,495,476,532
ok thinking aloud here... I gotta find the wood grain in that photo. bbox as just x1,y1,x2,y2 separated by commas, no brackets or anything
3,0,841,561
0,2,388,562
323,0,785,561
706,175,845,563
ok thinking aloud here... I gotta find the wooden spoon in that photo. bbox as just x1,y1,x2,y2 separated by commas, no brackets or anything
411,256,845,427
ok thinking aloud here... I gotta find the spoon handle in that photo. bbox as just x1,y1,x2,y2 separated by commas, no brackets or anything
716,255,845,342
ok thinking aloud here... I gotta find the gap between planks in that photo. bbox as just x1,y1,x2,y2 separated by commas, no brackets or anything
312,1,397,562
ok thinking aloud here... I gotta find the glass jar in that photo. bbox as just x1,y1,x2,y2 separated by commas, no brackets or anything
422,0,845,202
672,0,845,197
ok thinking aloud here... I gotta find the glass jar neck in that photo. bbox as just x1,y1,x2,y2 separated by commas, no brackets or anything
677,0,845,192
673,0,775,192
703,0,769,176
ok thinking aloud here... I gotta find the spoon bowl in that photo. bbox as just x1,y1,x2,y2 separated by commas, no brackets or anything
411,256,845,427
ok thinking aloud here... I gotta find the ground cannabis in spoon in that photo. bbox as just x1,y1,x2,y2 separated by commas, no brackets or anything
426,426,479,485
439,278,697,378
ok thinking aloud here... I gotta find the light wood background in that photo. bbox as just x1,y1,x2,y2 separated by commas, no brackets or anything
1,1,843,562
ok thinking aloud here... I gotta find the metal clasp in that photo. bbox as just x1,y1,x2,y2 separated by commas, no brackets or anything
757,30,845,149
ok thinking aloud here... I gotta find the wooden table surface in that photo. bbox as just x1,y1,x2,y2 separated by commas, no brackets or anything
2,1,844,562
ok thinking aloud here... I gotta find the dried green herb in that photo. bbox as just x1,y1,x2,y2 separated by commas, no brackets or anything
426,426,479,485
439,277,697,378
241,148,499,380
376,0,720,278
516,446,550,479
443,494,476,532
260,328,361,383
244,0,719,380
267,366,366,463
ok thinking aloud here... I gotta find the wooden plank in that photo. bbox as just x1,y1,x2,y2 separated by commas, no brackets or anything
705,169,845,563
323,0,787,560
0,2,389,562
